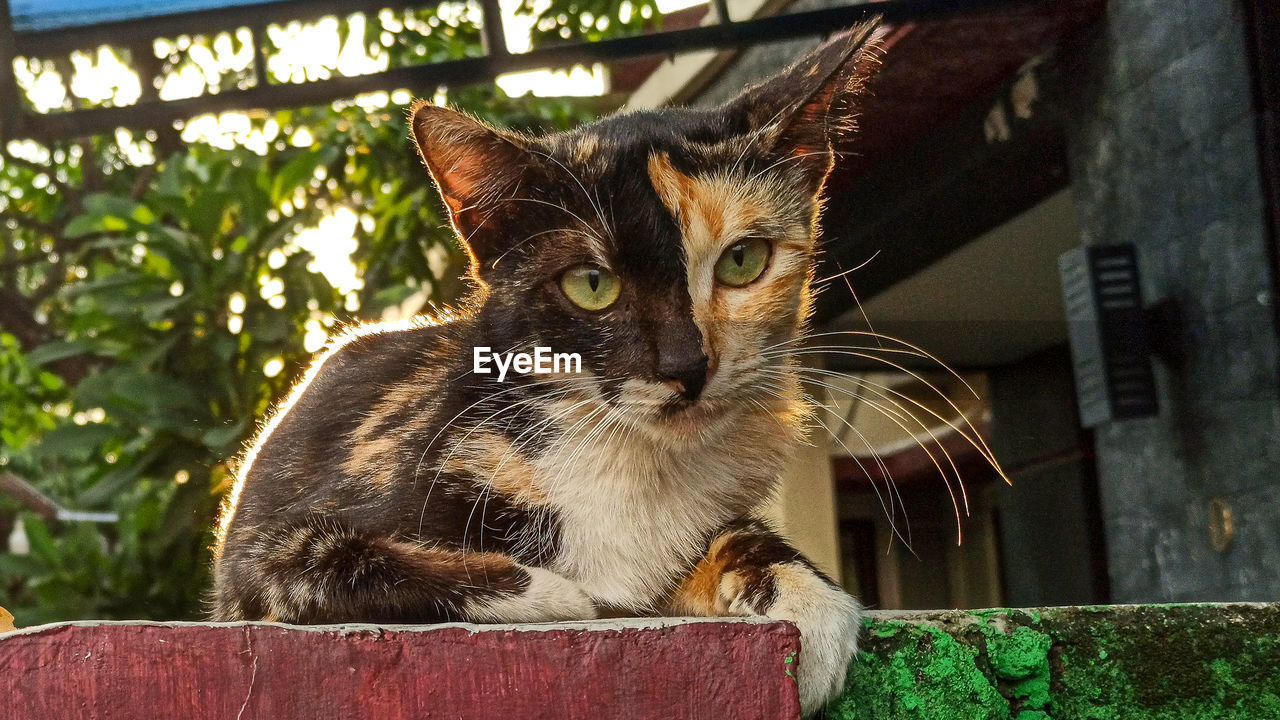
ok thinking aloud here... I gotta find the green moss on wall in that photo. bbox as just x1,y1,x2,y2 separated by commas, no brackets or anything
825,604,1280,720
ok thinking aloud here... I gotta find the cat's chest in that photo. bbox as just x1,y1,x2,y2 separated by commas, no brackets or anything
534,428,775,609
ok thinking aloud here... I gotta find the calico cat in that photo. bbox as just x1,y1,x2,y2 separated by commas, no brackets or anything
213,23,879,715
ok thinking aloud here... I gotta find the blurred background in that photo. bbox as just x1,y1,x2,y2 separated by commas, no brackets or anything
0,0,1276,624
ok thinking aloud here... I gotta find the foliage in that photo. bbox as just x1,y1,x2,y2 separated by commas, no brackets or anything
520,0,663,45
0,2,638,623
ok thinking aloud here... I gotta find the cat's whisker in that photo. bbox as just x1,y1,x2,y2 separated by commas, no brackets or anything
807,405,918,557
490,227,586,269
457,380,611,555
824,255,885,350
820,386,965,544
753,374,914,550
761,349,987,457
812,251,881,288
757,337,928,364
416,377,599,538
540,402,617,496
484,391,608,495
749,378,917,554
798,367,970,495
760,366,969,544
759,344,930,364
533,150,613,245
504,196,609,261
767,348,1003,485
414,374,583,488
764,330,982,399
757,335,996,487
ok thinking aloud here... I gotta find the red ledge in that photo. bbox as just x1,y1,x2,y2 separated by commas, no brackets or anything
1,617,801,719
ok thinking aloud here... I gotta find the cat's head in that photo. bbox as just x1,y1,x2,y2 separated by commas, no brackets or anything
410,24,879,438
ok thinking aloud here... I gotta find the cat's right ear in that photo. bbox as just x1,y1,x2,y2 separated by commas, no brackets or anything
409,100,538,249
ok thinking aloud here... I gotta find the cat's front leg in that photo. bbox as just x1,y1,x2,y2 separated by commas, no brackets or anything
670,519,861,716
214,515,597,624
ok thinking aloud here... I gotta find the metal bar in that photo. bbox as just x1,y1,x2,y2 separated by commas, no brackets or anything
0,0,22,138
711,0,732,24
13,0,414,56
477,0,509,58
0,473,120,523
252,24,272,91
0,473,62,522
8,0,1050,142
56,510,121,523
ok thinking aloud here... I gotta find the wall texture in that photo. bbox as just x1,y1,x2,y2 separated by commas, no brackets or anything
832,603,1280,720
4,607,1277,720
1060,1,1280,601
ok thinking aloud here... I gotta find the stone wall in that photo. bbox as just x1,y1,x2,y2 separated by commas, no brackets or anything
1060,1,1280,601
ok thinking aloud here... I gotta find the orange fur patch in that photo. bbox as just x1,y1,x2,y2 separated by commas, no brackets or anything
342,361,446,485
646,151,815,371
442,430,548,506
669,533,733,615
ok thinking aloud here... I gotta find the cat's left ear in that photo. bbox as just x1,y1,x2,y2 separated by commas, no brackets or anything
409,100,540,246
728,21,881,193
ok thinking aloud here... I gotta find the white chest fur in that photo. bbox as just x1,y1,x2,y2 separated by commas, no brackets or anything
535,408,793,610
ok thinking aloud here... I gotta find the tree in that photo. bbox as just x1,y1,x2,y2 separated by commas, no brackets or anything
0,1,644,624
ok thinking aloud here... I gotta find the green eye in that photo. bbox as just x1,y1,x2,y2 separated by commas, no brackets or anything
560,264,621,311
714,237,771,287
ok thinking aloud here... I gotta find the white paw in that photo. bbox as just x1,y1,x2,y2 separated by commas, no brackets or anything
467,566,599,623
765,565,863,716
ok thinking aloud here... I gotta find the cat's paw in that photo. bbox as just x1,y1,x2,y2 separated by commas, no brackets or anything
764,564,862,716
467,565,599,623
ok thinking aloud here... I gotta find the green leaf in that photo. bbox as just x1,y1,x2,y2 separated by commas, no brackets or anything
33,424,119,460
25,340,92,367
84,193,149,223
20,515,61,568
202,419,249,451
271,145,339,204
63,215,106,239
79,462,147,507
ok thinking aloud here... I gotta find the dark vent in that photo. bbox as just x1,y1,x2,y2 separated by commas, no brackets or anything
1058,245,1159,427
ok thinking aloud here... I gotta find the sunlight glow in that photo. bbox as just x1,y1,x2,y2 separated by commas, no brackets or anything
497,64,607,98
69,47,141,106
181,112,278,153
294,207,364,296
267,15,389,84
263,357,285,377
656,0,707,12
15,61,67,113
495,0,607,97
302,317,329,353
114,129,155,166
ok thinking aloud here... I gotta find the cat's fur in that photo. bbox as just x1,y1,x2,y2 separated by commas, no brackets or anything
213,23,879,714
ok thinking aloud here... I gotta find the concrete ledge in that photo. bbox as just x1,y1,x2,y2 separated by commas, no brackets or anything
5,604,1278,719
0,617,801,719
834,603,1280,720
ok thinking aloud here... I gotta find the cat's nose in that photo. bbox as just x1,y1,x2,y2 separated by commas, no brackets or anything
660,352,711,402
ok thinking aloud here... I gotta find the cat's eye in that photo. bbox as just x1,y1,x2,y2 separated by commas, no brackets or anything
560,264,621,311
714,237,771,288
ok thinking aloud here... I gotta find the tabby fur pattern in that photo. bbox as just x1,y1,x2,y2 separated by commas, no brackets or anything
213,23,881,714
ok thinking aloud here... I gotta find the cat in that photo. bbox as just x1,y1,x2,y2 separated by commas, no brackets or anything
212,22,880,715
